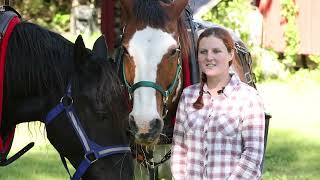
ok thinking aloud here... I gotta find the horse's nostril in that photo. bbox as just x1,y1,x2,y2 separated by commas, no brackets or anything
129,116,138,133
129,115,134,122
150,118,162,130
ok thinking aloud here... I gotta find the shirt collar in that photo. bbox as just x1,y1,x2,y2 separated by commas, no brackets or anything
203,73,240,97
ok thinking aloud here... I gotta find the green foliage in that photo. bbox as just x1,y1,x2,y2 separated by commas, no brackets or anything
201,0,287,82
309,55,320,69
202,0,253,47
286,68,320,84
50,13,70,32
251,47,285,82
12,0,72,32
280,0,300,68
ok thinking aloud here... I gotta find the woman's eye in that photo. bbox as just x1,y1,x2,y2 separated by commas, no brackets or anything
213,49,221,53
200,50,207,54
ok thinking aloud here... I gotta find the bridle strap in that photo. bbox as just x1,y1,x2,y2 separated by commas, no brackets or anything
124,63,182,98
235,42,256,88
45,83,131,180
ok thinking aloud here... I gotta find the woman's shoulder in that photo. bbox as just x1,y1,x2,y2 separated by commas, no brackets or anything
181,83,201,100
182,83,200,94
237,81,263,103
238,81,259,94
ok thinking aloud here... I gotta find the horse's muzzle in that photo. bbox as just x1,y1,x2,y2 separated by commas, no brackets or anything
129,116,163,145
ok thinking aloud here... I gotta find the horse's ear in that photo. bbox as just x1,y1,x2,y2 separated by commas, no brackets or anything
92,35,108,60
170,0,188,19
74,35,88,66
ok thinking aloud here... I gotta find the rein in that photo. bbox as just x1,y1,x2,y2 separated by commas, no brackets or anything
235,42,257,88
45,82,131,180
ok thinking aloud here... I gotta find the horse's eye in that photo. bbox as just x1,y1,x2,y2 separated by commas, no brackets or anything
169,49,178,56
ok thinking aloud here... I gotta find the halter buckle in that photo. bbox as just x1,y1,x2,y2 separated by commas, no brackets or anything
60,95,73,107
84,152,98,164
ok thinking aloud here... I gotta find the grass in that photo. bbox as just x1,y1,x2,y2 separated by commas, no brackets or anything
0,124,71,180
258,76,320,180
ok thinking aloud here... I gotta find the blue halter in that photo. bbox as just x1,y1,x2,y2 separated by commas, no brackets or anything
45,83,131,180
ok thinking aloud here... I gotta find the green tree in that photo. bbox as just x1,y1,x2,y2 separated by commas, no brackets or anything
12,0,72,32
280,0,300,68
202,0,253,47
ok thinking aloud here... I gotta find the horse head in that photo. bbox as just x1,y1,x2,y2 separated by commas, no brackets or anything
3,21,134,179
120,0,189,145
45,36,134,180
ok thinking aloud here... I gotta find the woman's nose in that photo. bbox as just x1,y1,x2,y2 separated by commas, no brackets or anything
206,52,214,61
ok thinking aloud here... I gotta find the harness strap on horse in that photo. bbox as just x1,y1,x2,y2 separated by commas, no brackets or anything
184,5,199,84
235,42,257,88
0,5,34,166
45,82,131,180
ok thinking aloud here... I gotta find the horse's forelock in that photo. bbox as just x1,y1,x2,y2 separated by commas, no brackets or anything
94,60,129,129
133,0,169,28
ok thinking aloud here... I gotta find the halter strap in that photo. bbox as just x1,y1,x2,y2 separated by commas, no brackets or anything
124,62,182,98
45,83,131,180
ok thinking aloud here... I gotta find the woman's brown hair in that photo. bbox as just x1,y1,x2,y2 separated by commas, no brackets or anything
193,27,235,109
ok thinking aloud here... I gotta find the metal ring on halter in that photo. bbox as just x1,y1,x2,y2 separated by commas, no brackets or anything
84,152,98,164
163,95,169,105
60,95,74,107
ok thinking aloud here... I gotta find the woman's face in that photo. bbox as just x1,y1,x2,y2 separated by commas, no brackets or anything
198,35,233,78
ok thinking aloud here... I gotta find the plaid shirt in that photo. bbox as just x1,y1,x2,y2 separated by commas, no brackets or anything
171,74,265,180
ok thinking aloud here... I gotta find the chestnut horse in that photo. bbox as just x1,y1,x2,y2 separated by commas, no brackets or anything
119,0,254,146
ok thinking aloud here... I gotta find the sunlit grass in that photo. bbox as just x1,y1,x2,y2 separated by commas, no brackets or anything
263,130,320,180
258,78,320,180
0,123,71,180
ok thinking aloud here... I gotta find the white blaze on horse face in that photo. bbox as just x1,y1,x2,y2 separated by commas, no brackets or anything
128,26,177,126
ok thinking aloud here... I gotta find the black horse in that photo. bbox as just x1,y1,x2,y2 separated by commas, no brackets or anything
0,17,134,180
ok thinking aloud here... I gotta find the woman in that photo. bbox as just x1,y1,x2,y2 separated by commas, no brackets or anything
171,27,265,180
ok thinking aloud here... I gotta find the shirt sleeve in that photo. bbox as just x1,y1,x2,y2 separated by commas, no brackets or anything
228,93,265,180
171,92,188,180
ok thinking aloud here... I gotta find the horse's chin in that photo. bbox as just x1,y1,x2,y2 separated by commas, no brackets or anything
134,136,160,146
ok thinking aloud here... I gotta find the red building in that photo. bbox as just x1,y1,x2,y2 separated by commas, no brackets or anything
257,0,320,55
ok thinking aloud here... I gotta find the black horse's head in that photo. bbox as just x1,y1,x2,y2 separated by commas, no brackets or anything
44,36,134,180
1,22,133,179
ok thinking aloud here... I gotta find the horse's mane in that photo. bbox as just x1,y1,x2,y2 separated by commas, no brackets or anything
133,0,170,28
6,22,74,96
5,22,128,128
